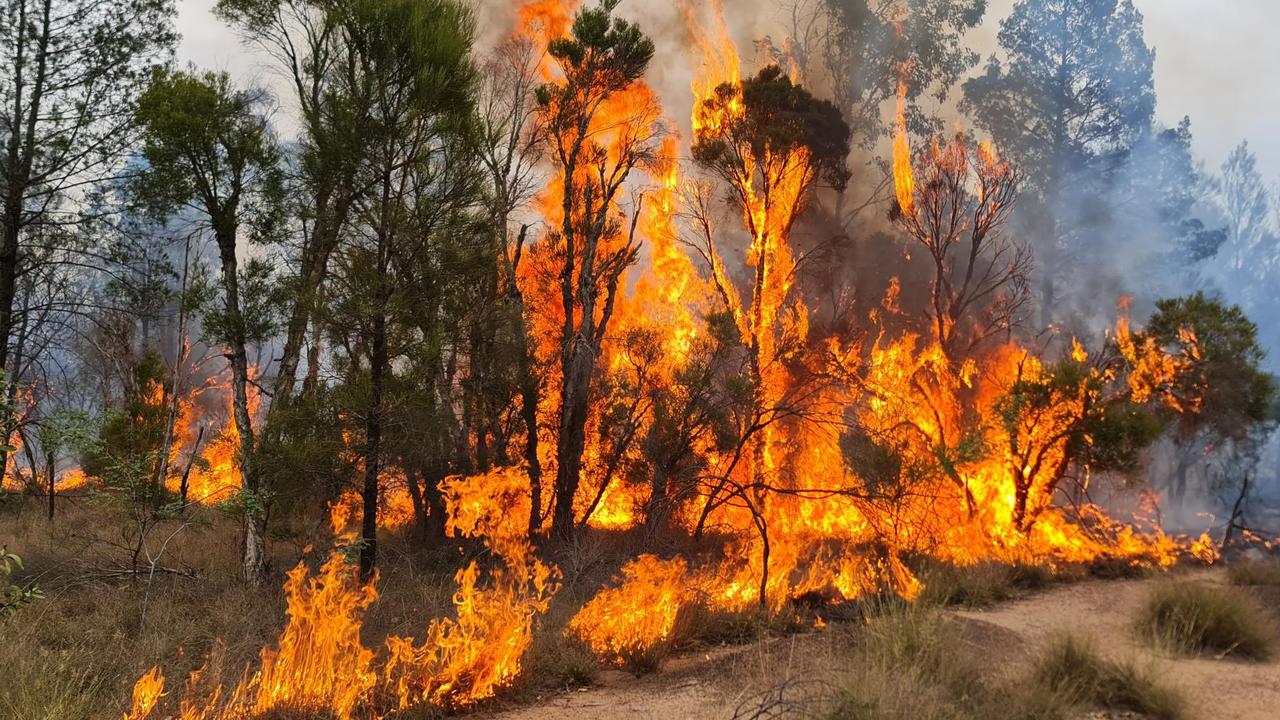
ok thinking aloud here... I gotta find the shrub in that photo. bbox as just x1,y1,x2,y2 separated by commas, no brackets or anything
919,562,1019,608
1034,634,1184,720
830,605,1076,720
521,632,599,689
1136,582,1275,660
1227,558,1280,587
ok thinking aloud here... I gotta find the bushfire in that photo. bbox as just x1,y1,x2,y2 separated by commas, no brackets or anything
123,0,1220,717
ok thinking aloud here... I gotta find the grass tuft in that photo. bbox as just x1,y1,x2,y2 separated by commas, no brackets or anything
1227,557,1280,587
1033,634,1184,720
520,632,599,690
1135,581,1275,660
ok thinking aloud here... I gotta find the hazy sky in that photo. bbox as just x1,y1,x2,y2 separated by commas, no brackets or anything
176,0,1280,184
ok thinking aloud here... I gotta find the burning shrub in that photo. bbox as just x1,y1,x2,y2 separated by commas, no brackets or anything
1136,581,1275,660
567,554,693,668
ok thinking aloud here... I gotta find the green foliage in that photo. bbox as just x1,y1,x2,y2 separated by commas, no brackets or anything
961,0,1155,188
1145,292,1277,441
133,68,283,238
821,0,985,146
81,350,169,488
543,0,654,97
693,65,852,192
349,0,477,117
1081,400,1165,476
199,257,284,346
1,547,43,620
998,354,1163,479
1135,581,1275,660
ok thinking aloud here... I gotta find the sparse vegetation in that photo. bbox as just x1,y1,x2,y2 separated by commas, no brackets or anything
1136,581,1275,660
826,606,1149,720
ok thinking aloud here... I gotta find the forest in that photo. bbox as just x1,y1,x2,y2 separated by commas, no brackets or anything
2,0,1279,718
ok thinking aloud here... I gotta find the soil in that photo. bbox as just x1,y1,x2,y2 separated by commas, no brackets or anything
480,568,1280,720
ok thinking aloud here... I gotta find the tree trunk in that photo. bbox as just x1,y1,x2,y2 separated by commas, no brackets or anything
0,166,24,487
359,305,387,582
1172,452,1191,521
645,463,669,535
552,342,594,539
271,193,351,409
521,356,543,536
45,446,55,520
215,223,265,585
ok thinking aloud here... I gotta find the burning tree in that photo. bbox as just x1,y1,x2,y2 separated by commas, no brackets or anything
534,0,662,539
890,131,1032,362
682,62,852,606
688,64,850,492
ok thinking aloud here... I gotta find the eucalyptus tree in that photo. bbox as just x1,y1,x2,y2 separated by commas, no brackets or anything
537,0,660,539
214,0,373,412
132,69,284,584
318,0,478,578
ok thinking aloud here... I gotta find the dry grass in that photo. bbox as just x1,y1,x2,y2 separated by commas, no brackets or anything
916,560,1067,609
1227,557,1280,587
826,603,1077,720
1135,581,1276,660
1033,634,1185,720
0,497,467,718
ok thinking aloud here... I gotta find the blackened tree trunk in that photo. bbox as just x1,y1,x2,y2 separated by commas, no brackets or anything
359,306,387,581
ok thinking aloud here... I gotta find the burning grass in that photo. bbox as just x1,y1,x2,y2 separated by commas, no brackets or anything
1135,581,1276,660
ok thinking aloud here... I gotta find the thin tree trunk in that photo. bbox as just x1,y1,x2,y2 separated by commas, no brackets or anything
180,426,205,509
154,240,192,498
552,345,594,539
45,446,55,520
215,223,265,585
359,306,387,581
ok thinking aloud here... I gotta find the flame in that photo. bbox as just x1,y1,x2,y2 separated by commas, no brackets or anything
892,77,915,216
123,667,165,720
385,466,559,708
126,468,558,718
569,555,692,662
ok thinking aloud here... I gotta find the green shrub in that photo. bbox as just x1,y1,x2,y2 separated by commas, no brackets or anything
1034,634,1184,720
1136,582,1275,660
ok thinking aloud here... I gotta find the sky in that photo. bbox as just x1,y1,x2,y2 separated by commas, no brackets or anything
175,0,1280,185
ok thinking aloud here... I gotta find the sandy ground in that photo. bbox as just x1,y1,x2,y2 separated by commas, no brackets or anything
482,569,1280,720
952,569,1280,720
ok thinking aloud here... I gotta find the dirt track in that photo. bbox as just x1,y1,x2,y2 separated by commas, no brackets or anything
952,569,1280,720
482,569,1280,720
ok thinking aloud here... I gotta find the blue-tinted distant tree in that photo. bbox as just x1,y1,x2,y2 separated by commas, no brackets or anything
962,0,1155,325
